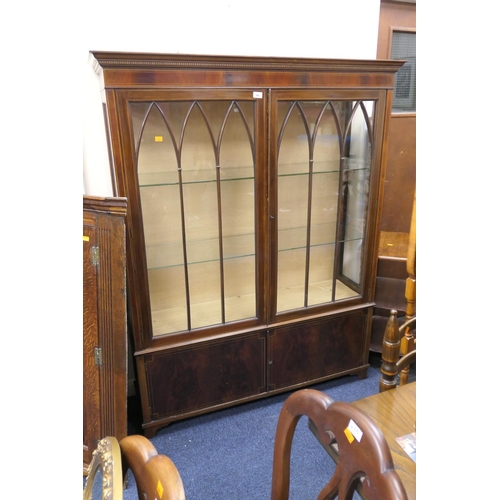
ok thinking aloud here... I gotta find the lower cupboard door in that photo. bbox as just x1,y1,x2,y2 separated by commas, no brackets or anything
140,332,267,423
268,312,368,391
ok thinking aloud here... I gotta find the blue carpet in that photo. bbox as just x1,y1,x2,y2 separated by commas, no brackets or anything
121,368,380,499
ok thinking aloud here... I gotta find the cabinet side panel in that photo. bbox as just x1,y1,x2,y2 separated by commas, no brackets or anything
96,216,128,441
83,218,100,471
83,196,128,473
142,333,266,421
269,312,367,390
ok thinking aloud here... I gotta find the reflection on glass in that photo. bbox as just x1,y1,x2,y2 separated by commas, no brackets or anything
340,102,373,285
276,100,375,314
130,100,257,336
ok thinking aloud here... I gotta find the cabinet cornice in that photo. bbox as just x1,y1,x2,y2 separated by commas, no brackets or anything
91,51,404,76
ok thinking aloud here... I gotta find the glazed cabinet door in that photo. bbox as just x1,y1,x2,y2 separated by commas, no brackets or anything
111,90,267,348
268,90,386,321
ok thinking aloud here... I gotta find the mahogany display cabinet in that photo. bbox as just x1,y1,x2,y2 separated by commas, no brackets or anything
90,51,403,436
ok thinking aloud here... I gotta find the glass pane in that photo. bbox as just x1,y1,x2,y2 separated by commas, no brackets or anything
276,102,309,312
130,99,256,336
220,102,256,321
391,31,416,113
340,101,373,287
132,103,188,335
308,103,340,306
182,105,221,330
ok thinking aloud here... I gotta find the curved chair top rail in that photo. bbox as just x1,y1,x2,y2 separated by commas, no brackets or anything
271,388,408,500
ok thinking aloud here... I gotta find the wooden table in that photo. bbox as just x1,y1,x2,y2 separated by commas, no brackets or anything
309,382,416,499
352,382,416,499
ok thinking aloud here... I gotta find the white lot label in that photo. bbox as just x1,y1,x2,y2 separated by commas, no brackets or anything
347,419,363,443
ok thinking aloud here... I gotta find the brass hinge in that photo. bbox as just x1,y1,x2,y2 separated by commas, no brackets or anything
91,246,99,266
94,347,102,367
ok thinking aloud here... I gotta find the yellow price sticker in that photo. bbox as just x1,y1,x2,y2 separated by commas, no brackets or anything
157,479,164,498
344,427,355,444
83,235,89,242
155,136,164,142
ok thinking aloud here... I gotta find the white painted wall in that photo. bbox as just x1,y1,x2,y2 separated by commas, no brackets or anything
83,0,381,195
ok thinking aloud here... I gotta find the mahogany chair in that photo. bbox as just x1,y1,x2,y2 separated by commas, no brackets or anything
379,309,416,392
380,192,416,392
120,435,186,500
272,388,408,500
117,390,406,500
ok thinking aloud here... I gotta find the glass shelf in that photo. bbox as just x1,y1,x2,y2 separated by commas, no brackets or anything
139,166,255,187
148,255,256,335
277,224,364,253
277,237,363,255
138,159,369,187
151,291,257,335
145,240,255,269
277,159,369,177
143,221,363,271
276,279,359,313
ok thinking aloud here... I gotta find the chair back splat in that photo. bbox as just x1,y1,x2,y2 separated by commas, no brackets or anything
271,389,408,500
